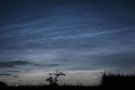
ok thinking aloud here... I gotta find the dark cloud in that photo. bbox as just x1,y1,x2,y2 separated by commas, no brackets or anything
0,60,60,69
0,61,32,68
0,73,18,78
7,71,19,73
0,74,12,76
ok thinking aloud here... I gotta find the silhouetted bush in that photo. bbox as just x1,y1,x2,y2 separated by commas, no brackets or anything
46,71,65,86
0,81,7,87
100,72,135,89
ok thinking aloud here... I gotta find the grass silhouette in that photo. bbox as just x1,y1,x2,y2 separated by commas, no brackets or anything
0,72,135,89
100,72,135,89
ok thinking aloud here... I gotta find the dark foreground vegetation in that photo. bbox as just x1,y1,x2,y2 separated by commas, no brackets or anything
0,72,135,90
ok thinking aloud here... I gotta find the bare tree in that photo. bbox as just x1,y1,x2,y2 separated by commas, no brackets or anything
46,70,66,86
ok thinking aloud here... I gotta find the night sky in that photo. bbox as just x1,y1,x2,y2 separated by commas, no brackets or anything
0,0,135,85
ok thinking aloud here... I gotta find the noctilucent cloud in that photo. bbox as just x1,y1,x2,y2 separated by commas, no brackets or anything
0,0,135,85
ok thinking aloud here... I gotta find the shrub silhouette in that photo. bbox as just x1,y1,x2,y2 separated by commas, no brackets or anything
46,71,65,86
0,81,7,87
100,72,135,89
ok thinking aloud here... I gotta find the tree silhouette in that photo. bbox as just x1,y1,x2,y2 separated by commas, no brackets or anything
46,70,65,86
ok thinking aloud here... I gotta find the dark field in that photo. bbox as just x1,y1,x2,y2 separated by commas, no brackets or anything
0,72,135,90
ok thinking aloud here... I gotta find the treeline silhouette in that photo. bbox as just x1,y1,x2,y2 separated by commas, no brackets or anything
0,72,135,89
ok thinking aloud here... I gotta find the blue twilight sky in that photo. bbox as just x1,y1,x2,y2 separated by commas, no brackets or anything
0,0,135,82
